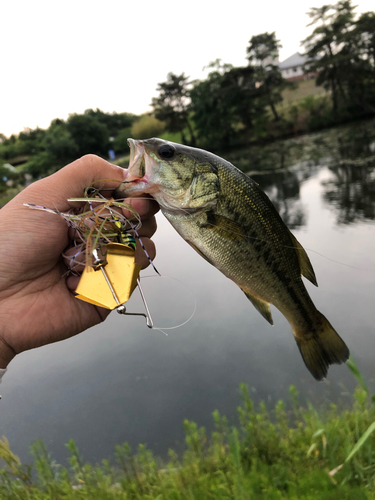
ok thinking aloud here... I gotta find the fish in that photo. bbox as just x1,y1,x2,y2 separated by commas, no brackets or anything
114,138,350,380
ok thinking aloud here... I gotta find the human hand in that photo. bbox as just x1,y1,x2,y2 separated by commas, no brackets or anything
0,155,158,368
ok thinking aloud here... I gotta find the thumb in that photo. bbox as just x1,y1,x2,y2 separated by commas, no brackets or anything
15,155,127,211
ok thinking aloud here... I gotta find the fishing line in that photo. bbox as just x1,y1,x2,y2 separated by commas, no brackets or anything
136,274,197,334
298,248,372,272
131,225,160,276
151,201,375,273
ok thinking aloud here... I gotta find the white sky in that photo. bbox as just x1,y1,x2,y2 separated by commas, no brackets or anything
1,0,374,137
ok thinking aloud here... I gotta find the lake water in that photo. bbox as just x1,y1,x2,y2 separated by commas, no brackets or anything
1,120,375,467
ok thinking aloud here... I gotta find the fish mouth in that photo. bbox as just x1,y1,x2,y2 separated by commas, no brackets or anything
114,138,159,199
127,138,146,180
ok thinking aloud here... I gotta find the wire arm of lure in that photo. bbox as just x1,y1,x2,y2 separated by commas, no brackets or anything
86,249,154,328
117,278,154,329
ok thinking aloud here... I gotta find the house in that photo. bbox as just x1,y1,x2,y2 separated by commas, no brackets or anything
278,52,315,81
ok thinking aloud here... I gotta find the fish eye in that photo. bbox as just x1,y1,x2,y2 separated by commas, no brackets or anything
158,144,175,159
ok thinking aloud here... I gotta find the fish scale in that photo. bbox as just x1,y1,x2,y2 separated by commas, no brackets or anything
115,138,350,380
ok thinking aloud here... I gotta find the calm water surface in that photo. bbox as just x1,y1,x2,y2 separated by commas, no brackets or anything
1,120,375,466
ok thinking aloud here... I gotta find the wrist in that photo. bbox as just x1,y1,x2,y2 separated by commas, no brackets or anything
0,337,16,369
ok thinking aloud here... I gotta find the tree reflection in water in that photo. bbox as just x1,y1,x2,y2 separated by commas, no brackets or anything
232,118,375,227
322,162,375,224
321,119,375,224
252,170,308,229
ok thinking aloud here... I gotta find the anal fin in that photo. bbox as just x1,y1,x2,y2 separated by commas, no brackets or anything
242,290,273,325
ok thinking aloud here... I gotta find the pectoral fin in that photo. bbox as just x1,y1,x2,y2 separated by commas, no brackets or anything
288,231,318,286
203,213,244,241
242,290,274,325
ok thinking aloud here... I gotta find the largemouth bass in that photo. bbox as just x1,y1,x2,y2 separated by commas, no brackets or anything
115,138,349,380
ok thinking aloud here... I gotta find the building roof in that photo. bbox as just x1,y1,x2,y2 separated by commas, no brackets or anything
278,52,307,70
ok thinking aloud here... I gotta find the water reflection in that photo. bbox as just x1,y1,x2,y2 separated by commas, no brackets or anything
230,118,375,226
226,118,375,174
322,163,375,224
335,124,375,161
252,170,307,229
319,120,375,223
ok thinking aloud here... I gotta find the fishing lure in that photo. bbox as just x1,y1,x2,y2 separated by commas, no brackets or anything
24,181,155,326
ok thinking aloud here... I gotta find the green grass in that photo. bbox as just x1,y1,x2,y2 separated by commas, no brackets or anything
1,359,375,499
281,79,327,107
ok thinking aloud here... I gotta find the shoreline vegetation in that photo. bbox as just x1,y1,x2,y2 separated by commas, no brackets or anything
1,358,375,499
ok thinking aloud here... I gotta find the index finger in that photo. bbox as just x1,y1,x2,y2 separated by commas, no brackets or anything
120,195,160,221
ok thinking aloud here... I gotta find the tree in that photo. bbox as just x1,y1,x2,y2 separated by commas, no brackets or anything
246,32,281,66
348,11,375,114
25,151,57,179
190,61,265,149
246,32,287,121
301,1,369,118
66,113,110,157
0,128,46,159
83,109,137,137
190,67,236,149
43,119,78,163
151,72,196,145
355,11,375,68
15,127,46,155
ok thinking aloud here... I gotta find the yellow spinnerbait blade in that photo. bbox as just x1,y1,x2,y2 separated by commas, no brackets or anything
75,243,141,309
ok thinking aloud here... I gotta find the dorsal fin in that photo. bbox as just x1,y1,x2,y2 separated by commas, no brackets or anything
288,231,318,286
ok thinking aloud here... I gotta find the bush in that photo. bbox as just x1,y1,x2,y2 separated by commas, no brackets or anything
113,127,132,154
24,152,58,179
131,115,165,140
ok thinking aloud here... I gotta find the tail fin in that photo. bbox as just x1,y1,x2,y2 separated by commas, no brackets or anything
294,312,349,381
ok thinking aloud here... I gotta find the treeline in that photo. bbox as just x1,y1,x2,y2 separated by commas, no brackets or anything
152,0,375,150
0,109,169,186
0,110,136,182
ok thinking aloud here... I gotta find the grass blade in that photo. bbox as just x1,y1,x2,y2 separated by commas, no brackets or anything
346,355,369,394
345,421,375,463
